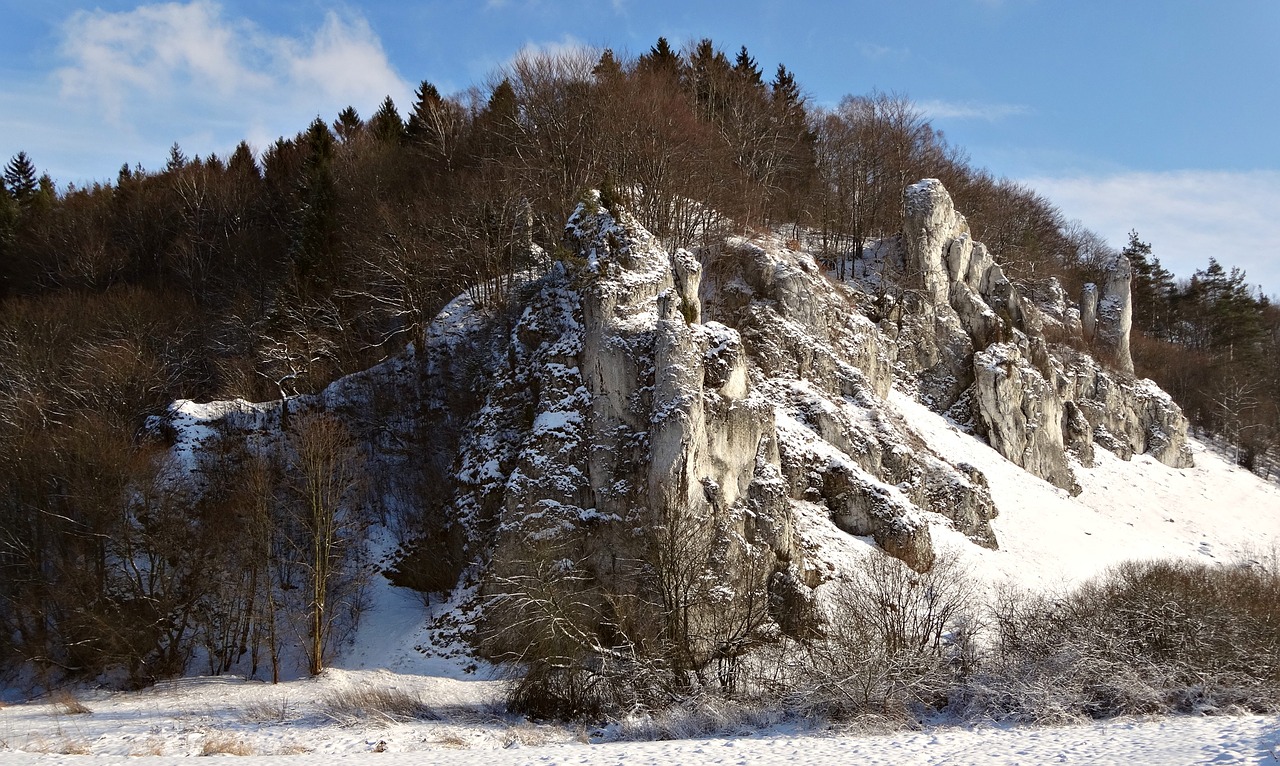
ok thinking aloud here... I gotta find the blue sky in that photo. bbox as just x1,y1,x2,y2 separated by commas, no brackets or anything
2,0,1278,293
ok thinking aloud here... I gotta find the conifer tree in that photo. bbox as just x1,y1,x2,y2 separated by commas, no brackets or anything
592,48,623,80
771,64,804,116
406,81,443,139
3,152,38,205
291,118,339,291
333,106,363,142
733,46,764,87
165,143,188,173
368,96,405,144
0,180,16,294
228,141,261,180
1121,230,1175,336
637,36,682,77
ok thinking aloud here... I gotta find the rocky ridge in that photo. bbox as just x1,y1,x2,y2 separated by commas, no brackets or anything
158,182,1195,654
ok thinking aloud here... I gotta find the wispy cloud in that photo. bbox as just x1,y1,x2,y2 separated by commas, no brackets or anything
47,1,411,177
919,99,1031,122
856,42,908,60
1025,170,1280,296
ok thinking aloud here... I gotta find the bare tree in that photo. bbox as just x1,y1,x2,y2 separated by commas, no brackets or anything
286,412,366,675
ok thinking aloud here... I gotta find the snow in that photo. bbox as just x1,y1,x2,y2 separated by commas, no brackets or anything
892,390,1280,589
8,383,1279,763
10,217,1280,762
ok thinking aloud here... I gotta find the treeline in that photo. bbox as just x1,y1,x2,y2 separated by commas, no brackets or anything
1124,233,1280,469
0,37,1274,686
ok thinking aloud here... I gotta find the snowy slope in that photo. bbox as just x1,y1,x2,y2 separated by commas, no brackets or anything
896,391,1280,589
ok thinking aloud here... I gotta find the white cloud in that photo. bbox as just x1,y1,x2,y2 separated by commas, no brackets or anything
1025,170,1280,297
919,99,1030,122
50,1,412,176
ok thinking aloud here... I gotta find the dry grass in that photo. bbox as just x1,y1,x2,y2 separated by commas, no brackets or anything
129,738,166,757
274,743,314,755
322,685,437,726
29,737,92,755
240,694,295,723
430,733,472,749
501,722,550,748
50,689,92,715
200,733,254,756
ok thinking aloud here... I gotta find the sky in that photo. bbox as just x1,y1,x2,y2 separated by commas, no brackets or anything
1,0,1278,294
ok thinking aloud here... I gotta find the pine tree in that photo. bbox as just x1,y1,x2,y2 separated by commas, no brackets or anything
368,96,405,144
733,46,764,87
1121,230,1175,336
637,36,682,77
592,49,623,80
333,106,363,142
3,152,38,204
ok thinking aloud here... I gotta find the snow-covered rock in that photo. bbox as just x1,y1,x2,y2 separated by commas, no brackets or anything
901,179,1191,492
152,182,1193,655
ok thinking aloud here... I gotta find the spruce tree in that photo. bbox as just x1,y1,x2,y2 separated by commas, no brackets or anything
734,46,764,87
291,118,339,291
165,143,188,173
228,141,261,180
1122,230,1174,336
333,106,363,142
592,49,623,80
3,152,38,204
637,36,682,77
0,181,16,294
368,96,405,144
406,81,443,140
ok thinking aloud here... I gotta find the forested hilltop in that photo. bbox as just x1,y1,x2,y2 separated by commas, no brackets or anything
0,38,1277,685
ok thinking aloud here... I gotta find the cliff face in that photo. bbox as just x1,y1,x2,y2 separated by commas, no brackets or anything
158,182,1194,652
890,179,1192,493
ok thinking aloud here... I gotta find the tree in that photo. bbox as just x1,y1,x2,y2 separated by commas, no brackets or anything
591,48,623,80
290,118,340,292
3,152,38,204
1122,231,1175,336
333,106,363,142
165,143,188,173
286,412,366,676
733,46,764,87
637,36,682,78
406,81,466,173
367,96,405,144
0,182,16,295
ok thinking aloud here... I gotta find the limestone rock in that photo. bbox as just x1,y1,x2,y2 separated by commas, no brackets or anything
899,179,1191,490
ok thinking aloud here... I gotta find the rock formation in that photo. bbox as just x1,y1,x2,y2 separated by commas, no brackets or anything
156,182,1194,660
896,179,1191,492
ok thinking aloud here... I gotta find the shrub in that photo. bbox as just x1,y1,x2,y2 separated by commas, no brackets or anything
961,559,1280,722
790,550,979,720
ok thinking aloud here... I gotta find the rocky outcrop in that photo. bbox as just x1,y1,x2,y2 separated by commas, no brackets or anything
1089,255,1135,374
154,184,1194,661
899,178,1192,492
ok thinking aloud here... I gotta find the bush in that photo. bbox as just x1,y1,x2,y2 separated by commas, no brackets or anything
961,559,1280,722
788,550,979,721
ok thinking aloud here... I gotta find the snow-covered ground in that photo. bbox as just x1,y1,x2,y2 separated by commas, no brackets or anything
4,394,1279,764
